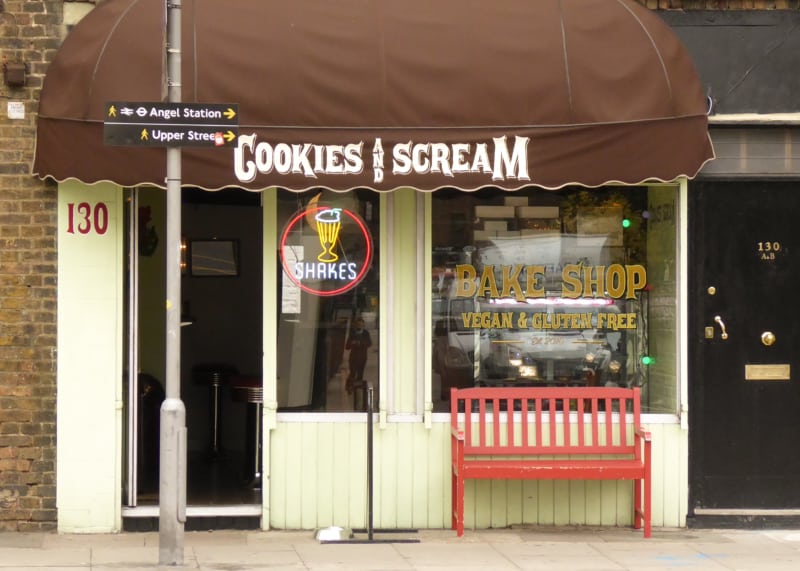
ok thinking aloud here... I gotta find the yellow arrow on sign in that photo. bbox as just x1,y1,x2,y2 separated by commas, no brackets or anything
223,131,236,142
223,108,236,120
140,128,149,141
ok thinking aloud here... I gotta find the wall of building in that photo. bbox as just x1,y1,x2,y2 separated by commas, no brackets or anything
56,181,124,533
0,0,63,532
0,0,797,532
269,418,687,530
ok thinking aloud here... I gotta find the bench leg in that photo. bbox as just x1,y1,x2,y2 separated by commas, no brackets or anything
451,467,457,531
634,478,642,531
644,472,652,538
452,469,464,537
633,476,652,538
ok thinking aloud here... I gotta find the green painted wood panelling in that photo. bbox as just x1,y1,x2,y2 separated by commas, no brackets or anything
57,182,125,532
269,419,686,531
388,189,420,414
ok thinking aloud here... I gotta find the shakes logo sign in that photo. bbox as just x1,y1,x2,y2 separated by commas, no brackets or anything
280,203,373,297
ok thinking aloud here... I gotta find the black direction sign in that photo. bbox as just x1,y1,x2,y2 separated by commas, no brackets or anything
103,102,239,147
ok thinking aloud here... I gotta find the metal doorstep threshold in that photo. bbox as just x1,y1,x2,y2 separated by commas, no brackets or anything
694,509,800,516
689,509,800,530
123,504,262,518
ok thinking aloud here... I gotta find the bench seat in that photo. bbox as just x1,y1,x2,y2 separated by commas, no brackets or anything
451,386,651,538
459,458,648,480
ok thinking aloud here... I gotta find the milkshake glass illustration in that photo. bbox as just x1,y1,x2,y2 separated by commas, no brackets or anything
315,208,342,262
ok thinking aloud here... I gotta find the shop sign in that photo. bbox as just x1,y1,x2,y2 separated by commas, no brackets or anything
279,205,373,297
234,135,530,186
454,263,647,301
451,263,648,332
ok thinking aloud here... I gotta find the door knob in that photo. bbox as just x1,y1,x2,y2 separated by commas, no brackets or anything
714,315,728,340
761,331,776,346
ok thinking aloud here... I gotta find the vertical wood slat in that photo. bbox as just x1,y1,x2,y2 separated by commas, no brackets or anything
479,398,486,446
507,398,514,447
493,397,500,447
592,397,599,447
465,398,473,448
619,396,628,445
605,397,613,446
548,396,557,447
522,398,530,448
577,398,585,447
563,398,571,446
535,397,543,448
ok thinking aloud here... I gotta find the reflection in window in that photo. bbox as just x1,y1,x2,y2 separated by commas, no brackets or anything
276,190,379,412
432,187,677,414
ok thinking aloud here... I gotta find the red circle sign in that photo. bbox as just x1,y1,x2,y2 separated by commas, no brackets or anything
280,205,373,297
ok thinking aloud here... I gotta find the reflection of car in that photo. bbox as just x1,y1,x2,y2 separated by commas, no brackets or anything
434,296,628,399
433,298,477,400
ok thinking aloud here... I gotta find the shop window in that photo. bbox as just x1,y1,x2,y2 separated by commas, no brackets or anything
431,186,677,414
276,190,379,412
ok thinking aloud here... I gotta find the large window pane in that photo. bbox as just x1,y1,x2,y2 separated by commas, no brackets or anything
276,190,379,412
431,187,677,414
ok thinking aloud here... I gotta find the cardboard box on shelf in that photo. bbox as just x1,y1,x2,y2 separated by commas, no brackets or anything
503,196,529,207
475,205,515,218
518,218,561,232
482,220,508,232
521,228,560,236
473,230,498,241
516,206,559,219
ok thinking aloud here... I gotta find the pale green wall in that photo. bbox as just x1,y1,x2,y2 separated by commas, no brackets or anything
387,189,420,415
57,182,124,532
268,418,687,530
53,183,687,533
267,186,688,532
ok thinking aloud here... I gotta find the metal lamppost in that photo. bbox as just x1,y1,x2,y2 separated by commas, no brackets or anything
159,0,187,565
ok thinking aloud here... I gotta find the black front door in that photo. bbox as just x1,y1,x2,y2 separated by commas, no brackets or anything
689,181,800,521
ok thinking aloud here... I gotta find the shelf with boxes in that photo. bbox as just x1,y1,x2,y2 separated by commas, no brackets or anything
473,196,561,242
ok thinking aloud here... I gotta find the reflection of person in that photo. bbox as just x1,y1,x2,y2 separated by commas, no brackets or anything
345,317,372,393
328,317,348,378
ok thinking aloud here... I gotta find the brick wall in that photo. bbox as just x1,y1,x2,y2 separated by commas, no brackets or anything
0,0,62,532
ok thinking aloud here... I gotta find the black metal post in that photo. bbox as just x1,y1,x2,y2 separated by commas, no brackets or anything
367,385,374,541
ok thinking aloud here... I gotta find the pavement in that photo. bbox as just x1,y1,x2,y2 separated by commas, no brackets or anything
2,526,800,570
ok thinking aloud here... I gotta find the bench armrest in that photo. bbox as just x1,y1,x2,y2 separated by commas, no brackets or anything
635,426,652,441
451,426,465,441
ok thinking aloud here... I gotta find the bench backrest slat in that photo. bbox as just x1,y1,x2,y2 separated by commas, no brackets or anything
451,387,642,457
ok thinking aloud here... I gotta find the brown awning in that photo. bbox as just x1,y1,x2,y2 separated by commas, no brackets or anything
33,0,714,192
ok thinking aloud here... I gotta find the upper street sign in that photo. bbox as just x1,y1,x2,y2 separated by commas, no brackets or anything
103,102,239,147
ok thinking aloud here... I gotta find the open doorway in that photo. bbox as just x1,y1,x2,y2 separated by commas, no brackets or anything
123,187,263,521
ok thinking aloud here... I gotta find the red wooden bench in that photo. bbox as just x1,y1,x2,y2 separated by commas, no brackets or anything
451,386,652,537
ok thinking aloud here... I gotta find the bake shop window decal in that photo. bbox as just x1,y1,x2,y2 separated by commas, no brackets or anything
280,203,373,297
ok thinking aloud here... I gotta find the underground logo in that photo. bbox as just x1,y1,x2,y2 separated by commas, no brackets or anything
280,204,373,297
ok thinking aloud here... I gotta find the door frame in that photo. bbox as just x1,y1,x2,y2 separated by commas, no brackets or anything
687,178,800,527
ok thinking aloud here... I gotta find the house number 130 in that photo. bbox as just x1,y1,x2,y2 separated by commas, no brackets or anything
757,241,781,253
66,202,109,235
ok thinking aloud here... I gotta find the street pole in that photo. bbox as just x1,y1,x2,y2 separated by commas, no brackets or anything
159,0,187,565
